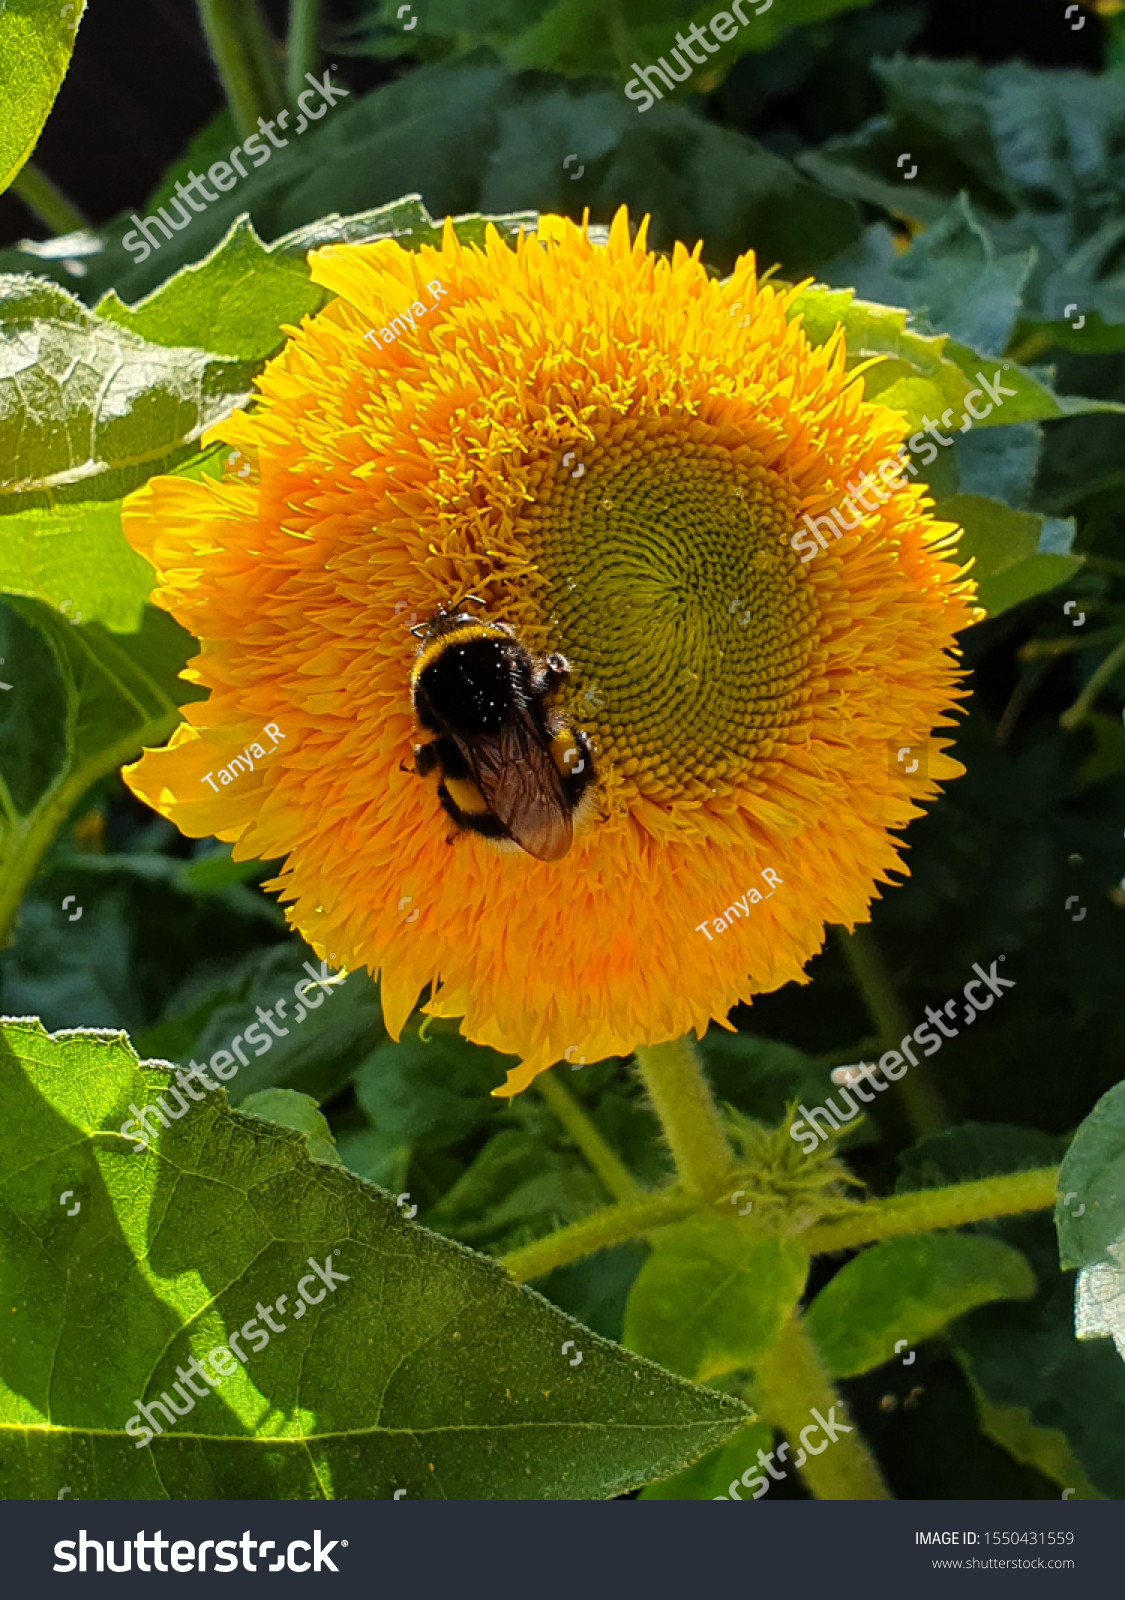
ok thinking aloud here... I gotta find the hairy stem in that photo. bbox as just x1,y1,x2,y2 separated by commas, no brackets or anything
633,1036,734,1195
500,1189,695,1283
197,0,285,140
752,1314,891,1499
0,712,180,949
536,1069,642,1204
836,924,947,1137
800,1166,1059,1255
500,1161,1059,1284
9,164,88,235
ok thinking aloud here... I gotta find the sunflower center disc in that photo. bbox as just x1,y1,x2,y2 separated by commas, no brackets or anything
527,431,818,804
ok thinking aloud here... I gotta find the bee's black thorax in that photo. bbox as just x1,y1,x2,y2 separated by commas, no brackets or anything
408,607,595,861
414,631,530,738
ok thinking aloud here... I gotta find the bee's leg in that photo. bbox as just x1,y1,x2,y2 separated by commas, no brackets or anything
411,742,439,777
536,652,571,695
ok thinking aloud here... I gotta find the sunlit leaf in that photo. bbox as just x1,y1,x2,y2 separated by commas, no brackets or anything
805,1234,1036,1380
0,0,86,195
0,1019,751,1498
623,1217,807,1382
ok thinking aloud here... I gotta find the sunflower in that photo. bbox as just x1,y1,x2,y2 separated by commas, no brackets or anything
122,208,978,1096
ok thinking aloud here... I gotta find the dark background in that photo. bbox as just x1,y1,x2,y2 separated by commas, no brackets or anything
1,0,1106,247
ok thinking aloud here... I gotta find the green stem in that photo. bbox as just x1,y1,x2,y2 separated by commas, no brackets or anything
8,164,88,235
1059,634,1125,731
1019,626,1123,661
196,0,285,141
836,924,947,1137
500,1162,1060,1284
0,711,179,949
752,1314,890,1499
633,1036,735,1195
800,1166,1058,1255
286,0,321,104
1005,330,1056,367
536,1069,641,1204
500,1189,695,1283
996,659,1049,747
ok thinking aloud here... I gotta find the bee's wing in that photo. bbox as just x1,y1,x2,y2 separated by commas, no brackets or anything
468,717,574,862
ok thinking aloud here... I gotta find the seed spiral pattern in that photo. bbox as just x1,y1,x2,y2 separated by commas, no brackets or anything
121,208,978,1093
530,430,816,802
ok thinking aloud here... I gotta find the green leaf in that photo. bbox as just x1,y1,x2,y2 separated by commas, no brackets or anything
95,217,327,361
954,420,1042,510
333,1124,410,1192
139,943,385,1112
271,194,537,258
952,1214,1125,1500
427,1128,605,1246
793,59,1018,228
695,1030,838,1127
537,1243,646,1343
355,1018,514,1151
786,282,1124,432
0,501,154,633
639,1420,773,1499
239,1088,343,1166
821,196,1034,357
897,1125,1066,1196
1010,314,1125,361
969,1386,1102,1500
799,59,1125,331
804,1234,1036,1380
0,846,282,1039
623,1217,808,1382
0,274,257,513
0,598,203,944
1056,1078,1125,1272
79,63,858,299
0,1019,750,1498
798,115,1000,233
898,1125,1125,1500
0,0,85,194
934,493,1082,617
357,0,877,79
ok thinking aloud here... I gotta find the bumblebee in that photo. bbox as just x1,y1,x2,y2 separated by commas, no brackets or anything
409,606,595,862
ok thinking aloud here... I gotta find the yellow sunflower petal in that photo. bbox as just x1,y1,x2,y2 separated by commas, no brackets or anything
121,208,976,1095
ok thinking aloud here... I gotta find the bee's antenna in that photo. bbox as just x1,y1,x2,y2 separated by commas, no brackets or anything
409,620,428,638
456,593,486,610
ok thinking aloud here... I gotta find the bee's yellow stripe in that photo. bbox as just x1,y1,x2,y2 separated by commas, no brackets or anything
444,775,489,816
411,621,503,686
